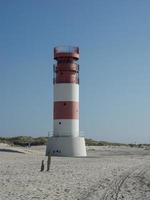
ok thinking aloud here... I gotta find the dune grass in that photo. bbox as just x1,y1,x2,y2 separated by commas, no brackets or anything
1,136,148,148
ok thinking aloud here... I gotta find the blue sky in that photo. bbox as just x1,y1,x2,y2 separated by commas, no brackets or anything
0,0,150,143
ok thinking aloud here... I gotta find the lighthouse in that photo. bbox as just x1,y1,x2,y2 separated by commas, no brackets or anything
46,46,86,157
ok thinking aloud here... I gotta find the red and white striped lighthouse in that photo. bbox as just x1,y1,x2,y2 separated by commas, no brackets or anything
46,46,86,157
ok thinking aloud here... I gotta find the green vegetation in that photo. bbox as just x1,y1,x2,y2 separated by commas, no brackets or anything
85,138,128,146
0,136,149,147
0,136,48,146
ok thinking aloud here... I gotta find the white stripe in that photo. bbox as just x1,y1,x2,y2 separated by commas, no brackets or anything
54,83,79,102
54,119,79,137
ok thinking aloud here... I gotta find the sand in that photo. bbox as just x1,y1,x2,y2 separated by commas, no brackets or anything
0,144,150,200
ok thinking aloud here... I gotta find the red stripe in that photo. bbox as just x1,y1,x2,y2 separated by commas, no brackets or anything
55,71,79,84
54,101,79,119
56,63,79,72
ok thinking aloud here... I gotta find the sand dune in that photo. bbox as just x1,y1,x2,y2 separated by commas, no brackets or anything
0,143,31,154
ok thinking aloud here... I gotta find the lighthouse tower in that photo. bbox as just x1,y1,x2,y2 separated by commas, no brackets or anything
46,46,86,157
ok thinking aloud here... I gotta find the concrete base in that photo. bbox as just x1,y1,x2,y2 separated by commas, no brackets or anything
46,136,87,157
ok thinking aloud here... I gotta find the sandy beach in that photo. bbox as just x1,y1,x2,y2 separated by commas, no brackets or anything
0,144,150,200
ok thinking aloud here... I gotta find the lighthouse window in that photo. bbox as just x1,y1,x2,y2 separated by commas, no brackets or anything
59,122,61,125
64,102,66,106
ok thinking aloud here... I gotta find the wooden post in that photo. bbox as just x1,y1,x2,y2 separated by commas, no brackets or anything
47,155,51,171
40,160,44,172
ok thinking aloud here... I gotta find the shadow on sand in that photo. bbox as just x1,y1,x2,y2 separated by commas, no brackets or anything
0,148,26,154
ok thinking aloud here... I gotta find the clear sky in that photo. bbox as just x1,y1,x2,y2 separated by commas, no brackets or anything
0,0,150,143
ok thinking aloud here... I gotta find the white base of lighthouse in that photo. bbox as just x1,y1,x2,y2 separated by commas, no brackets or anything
46,136,86,157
